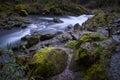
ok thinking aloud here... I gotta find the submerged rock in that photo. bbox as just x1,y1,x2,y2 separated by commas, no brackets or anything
29,47,68,78
53,17,63,23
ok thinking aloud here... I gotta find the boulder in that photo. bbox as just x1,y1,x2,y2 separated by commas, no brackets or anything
74,23,83,31
21,33,41,48
56,32,73,43
29,47,68,78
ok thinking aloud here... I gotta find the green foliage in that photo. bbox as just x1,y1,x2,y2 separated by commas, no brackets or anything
65,40,77,49
0,2,14,12
14,4,28,11
0,45,29,80
0,63,26,80
84,9,115,27
29,47,68,78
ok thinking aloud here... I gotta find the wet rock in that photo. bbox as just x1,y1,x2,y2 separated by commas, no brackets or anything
40,33,55,41
56,33,73,43
53,17,63,23
68,31,79,40
74,23,81,31
21,33,41,48
87,26,97,31
66,24,73,30
29,47,68,78
21,35,31,41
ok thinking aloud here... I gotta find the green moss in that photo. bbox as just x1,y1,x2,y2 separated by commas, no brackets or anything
65,40,77,49
75,48,88,61
29,47,68,78
32,47,54,64
76,33,102,49
83,63,107,80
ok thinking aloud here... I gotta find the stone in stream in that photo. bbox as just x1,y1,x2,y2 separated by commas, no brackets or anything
74,23,81,31
53,17,63,23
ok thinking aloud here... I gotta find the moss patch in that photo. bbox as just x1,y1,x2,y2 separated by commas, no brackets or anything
65,40,77,49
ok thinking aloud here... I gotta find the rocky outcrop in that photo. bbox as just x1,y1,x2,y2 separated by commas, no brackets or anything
0,12,30,29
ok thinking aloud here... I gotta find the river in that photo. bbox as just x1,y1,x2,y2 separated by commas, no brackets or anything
0,15,93,48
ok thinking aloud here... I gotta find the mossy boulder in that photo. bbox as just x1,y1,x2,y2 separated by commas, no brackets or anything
69,39,108,80
76,32,103,48
29,47,68,78
81,32,102,42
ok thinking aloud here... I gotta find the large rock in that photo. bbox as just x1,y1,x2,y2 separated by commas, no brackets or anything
21,33,41,48
29,47,68,78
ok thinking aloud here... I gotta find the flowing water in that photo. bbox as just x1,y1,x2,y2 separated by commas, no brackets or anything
0,15,93,48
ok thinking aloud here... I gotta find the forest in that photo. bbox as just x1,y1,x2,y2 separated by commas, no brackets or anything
0,0,120,80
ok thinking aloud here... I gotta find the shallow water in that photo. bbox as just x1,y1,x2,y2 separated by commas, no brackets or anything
0,15,93,48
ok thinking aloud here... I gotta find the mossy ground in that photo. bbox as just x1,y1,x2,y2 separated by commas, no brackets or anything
83,9,115,27
0,2,87,16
